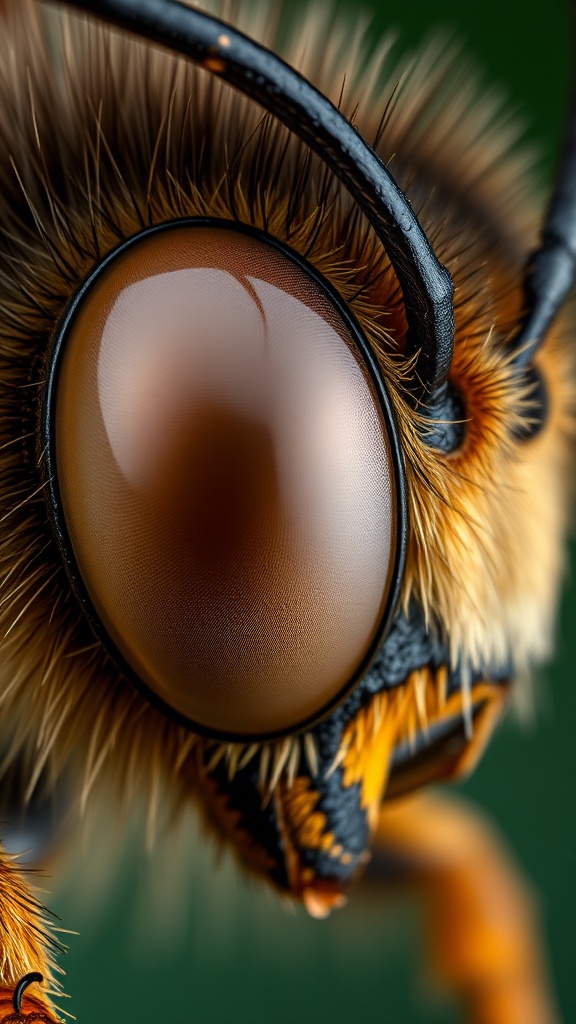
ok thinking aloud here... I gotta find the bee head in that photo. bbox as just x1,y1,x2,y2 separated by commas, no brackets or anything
0,0,572,905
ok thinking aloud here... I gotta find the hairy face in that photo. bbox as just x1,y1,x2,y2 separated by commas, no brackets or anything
0,0,572,914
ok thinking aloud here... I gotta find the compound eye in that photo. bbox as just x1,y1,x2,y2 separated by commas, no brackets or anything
48,224,402,739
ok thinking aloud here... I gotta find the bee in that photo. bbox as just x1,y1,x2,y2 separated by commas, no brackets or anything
0,0,573,1021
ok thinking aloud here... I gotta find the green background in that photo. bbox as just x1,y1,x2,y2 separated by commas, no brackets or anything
50,1,575,1022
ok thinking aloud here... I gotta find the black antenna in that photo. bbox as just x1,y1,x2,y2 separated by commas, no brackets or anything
513,69,576,366
45,0,459,444
510,5,576,437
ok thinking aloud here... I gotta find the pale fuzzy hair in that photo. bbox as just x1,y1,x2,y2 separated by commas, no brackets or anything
0,0,572,843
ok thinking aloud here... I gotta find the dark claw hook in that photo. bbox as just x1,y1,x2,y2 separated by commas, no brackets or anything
13,972,44,1014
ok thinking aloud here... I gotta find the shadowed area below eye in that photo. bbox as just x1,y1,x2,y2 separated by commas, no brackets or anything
53,224,397,738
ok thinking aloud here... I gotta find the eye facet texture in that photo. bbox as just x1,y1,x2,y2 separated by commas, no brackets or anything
52,224,398,738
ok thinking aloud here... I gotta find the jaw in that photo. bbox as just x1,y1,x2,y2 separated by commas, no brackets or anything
386,678,508,800
272,670,509,917
194,654,510,918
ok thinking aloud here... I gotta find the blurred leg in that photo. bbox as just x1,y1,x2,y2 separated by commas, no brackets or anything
370,792,560,1024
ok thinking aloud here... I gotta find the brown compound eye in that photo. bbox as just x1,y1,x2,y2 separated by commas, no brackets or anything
44,222,405,740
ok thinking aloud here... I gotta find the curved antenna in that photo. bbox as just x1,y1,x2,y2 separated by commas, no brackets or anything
512,46,576,369
506,9,576,440
45,0,457,420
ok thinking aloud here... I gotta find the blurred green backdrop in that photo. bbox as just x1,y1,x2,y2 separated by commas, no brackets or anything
50,1,575,1021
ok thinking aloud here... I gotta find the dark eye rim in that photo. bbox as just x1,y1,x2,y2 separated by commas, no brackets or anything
41,216,408,743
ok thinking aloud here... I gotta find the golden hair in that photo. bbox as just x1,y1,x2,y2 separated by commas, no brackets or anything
0,0,572,854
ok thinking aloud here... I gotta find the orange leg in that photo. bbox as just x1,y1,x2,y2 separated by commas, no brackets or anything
368,792,560,1024
0,845,61,1022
